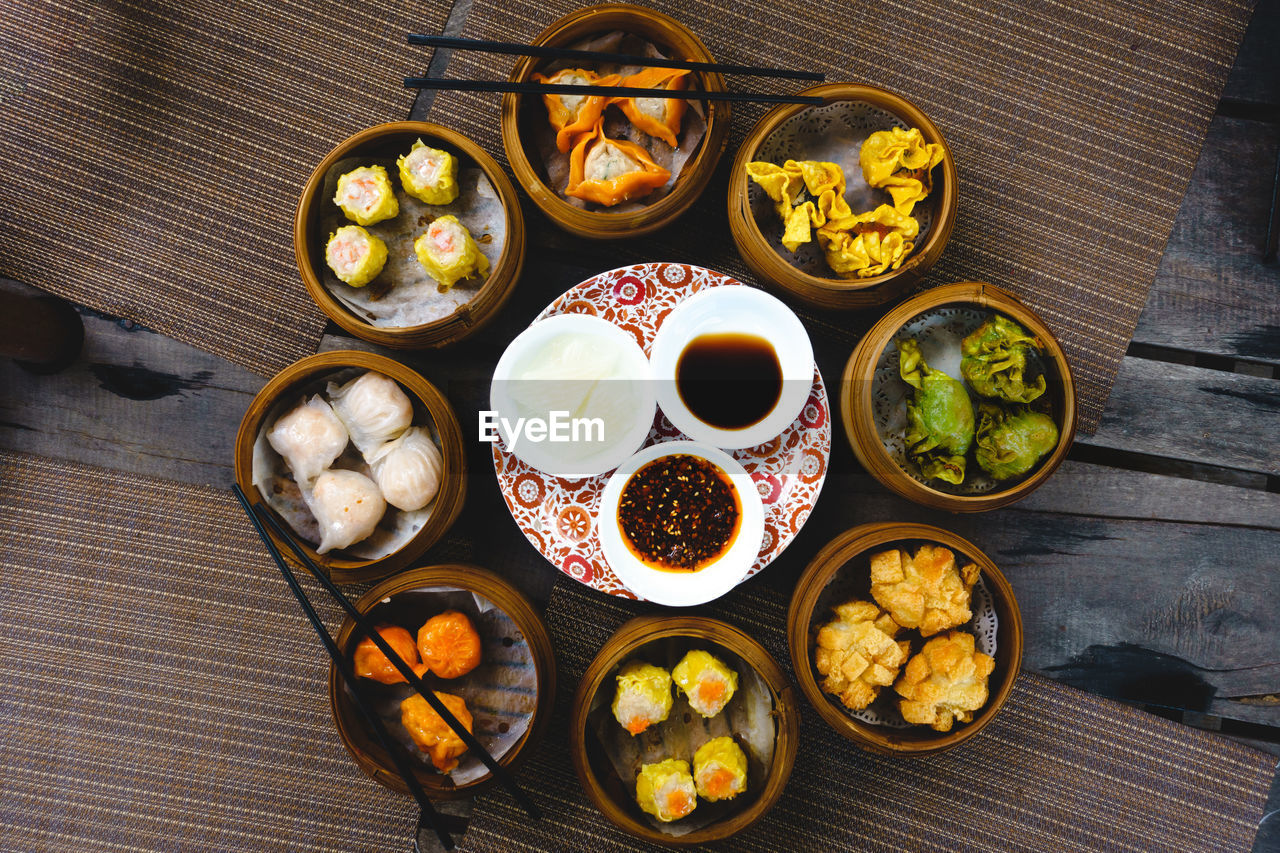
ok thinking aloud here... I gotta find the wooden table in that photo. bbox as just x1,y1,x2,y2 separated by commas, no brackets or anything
2,1,1277,848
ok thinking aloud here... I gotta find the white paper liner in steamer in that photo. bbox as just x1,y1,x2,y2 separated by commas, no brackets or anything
341,587,538,785
250,366,437,560
587,639,776,837
319,156,507,329
527,32,708,213
748,101,936,278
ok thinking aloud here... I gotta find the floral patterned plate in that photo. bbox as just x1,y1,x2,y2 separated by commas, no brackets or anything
491,263,832,598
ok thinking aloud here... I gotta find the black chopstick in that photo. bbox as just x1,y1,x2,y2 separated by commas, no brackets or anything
230,486,455,851
403,77,824,105
407,34,824,82
252,505,542,821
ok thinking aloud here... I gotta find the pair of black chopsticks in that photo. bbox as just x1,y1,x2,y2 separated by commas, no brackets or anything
405,34,825,105
230,486,539,851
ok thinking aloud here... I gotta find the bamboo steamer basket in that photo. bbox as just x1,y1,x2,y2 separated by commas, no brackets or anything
569,615,798,846
788,523,1023,756
295,121,525,348
233,351,466,584
841,281,1076,512
328,564,556,799
728,83,958,309
500,4,730,240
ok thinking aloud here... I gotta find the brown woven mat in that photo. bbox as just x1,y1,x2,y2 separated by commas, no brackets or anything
427,0,1254,433
460,576,1276,852
0,450,418,850
0,0,442,377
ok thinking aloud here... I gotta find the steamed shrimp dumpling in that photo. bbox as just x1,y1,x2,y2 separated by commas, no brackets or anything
267,395,349,484
306,469,386,554
327,371,414,458
370,426,443,512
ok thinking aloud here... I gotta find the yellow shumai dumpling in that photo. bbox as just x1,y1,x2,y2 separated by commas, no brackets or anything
334,165,399,225
398,139,459,205
859,127,945,216
612,661,674,735
817,204,920,278
414,215,489,292
692,736,748,802
325,225,387,288
671,649,738,718
634,759,697,822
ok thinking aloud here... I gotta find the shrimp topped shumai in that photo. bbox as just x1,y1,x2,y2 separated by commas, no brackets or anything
612,660,674,735
635,759,697,822
672,650,738,718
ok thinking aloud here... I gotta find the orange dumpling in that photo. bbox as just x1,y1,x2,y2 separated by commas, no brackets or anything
353,624,430,684
417,610,482,679
400,691,473,772
611,67,691,148
565,121,671,207
533,67,622,153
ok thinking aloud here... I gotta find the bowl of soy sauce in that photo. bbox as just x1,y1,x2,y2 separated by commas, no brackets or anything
650,284,814,449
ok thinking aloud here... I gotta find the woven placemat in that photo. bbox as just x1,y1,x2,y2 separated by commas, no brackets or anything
460,576,1276,852
0,450,418,850
427,0,1254,433
0,0,442,377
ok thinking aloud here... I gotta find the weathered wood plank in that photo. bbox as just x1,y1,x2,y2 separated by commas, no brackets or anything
1135,115,1280,364
1078,355,1280,476
1223,0,1280,109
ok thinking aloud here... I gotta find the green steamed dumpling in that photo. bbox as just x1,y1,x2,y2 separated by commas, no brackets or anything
898,338,975,485
974,402,1059,480
960,315,1047,403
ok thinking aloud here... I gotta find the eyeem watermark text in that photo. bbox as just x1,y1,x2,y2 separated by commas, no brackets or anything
479,410,605,451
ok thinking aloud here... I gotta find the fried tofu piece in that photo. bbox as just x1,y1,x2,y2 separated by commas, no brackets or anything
895,630,995,732
814,599,910,710
870,545,980,637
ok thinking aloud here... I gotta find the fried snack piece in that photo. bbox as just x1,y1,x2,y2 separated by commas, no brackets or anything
400,691,473,772
353,624,429,684
895,631,994,731
816,203,919,278
417,610,482,679
814,599,910,710
859,127,945,216
745,159,853,252
870,544,980,637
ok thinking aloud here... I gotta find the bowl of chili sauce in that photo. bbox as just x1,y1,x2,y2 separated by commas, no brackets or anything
597,441,764,606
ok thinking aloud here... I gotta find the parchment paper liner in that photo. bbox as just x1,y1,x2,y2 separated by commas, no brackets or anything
588,637,775,837
342,586,538,785
528,32,707,213
747,101,937,278
810,538,999,729
873,307,1052,495
319,155,507,328
250,366,437,560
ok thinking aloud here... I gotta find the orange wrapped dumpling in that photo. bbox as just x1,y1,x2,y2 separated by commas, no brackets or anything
400,691,473,772
417,610,482,679
611,67,691,148
533,68,622,153
565,121,670,206
353,624,430,684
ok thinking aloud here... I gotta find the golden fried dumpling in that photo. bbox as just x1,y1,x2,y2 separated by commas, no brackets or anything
400,691,473,772
745,159,852,251
895,630,994,732
814,599,910,710
816,204,919,278
859,127,945,216
870,544,979,637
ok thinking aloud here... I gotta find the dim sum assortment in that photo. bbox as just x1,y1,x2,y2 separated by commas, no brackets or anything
814,544,995,731
894,313,1060,486
746,125,945,278
257,370,444,555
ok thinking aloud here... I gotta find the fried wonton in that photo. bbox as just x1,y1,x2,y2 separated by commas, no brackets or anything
816,203,919,278
859,126,945,216
895,631,994,732
898,338,975,484
974,402,1060,481
961,314,1048,403
746,159,853,251
814,599,910,711
870,544,979,637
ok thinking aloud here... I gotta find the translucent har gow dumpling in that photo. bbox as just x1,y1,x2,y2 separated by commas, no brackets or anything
267,395,349,484
327,371,414,459
369,427,443,512
306,469,386,554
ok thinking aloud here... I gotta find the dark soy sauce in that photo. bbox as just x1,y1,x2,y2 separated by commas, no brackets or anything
676,333,782,430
